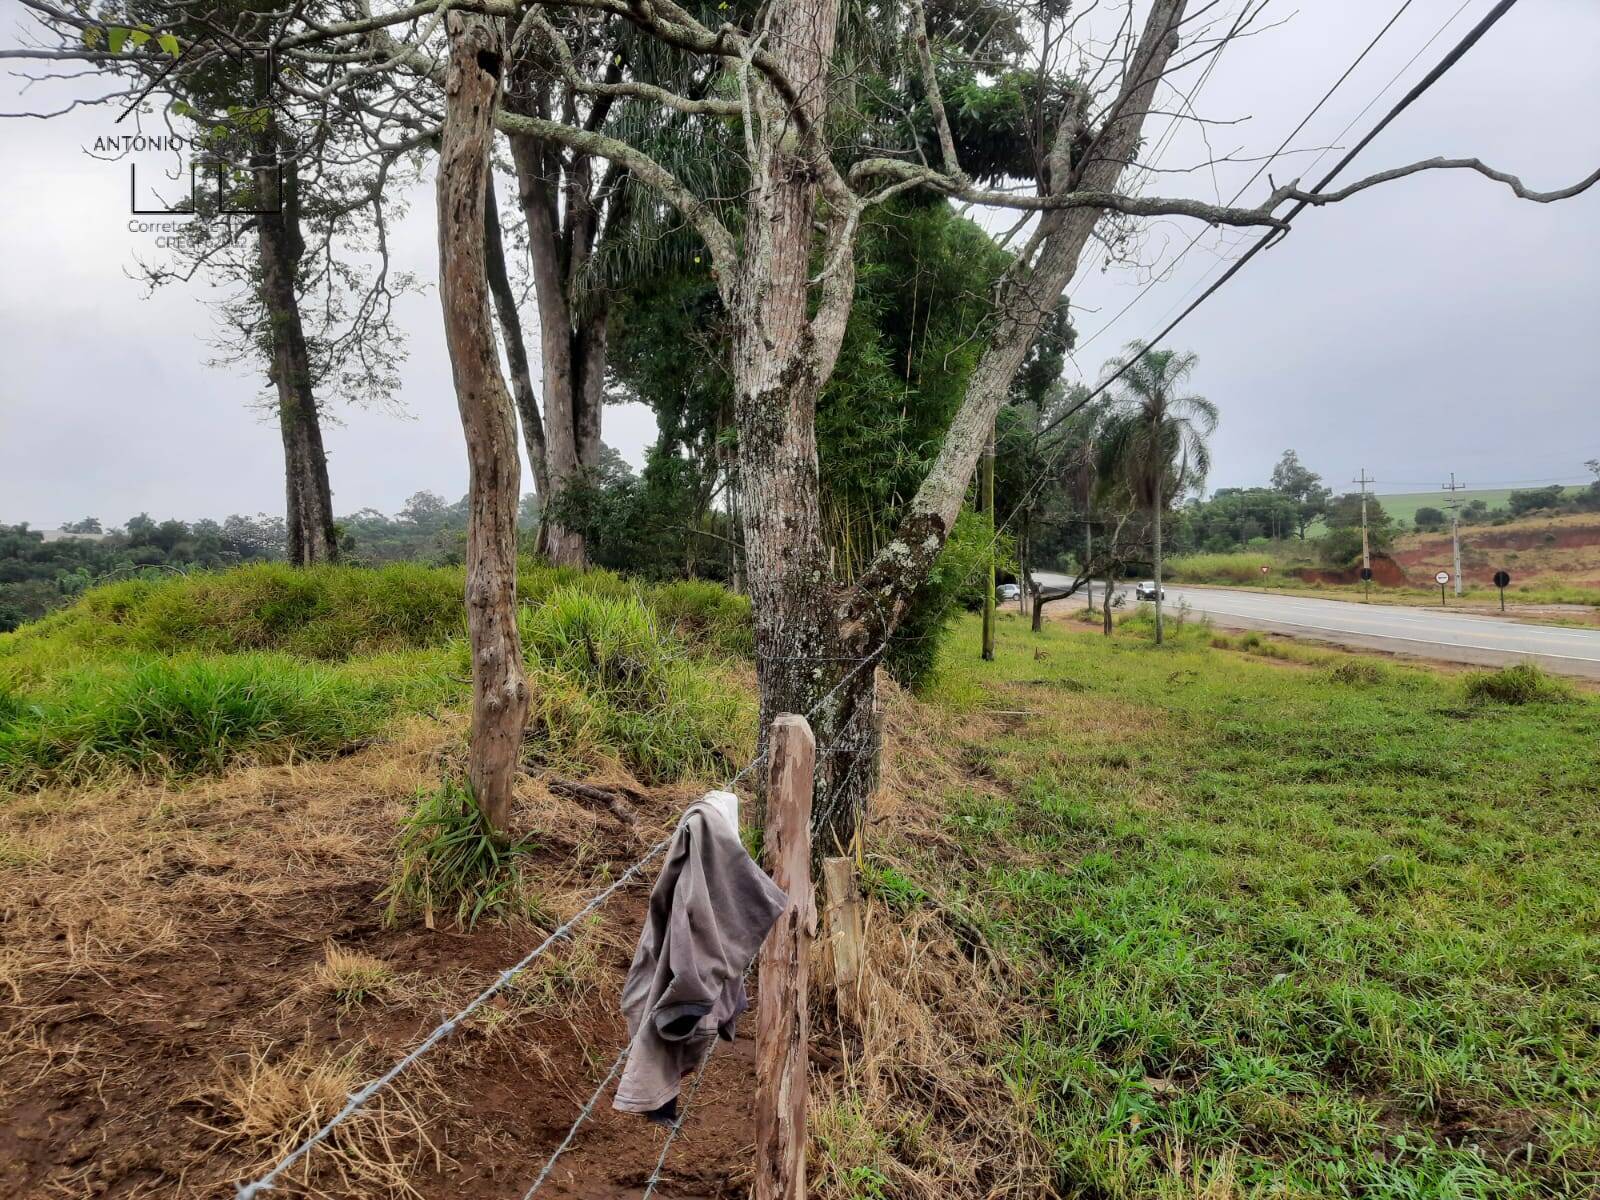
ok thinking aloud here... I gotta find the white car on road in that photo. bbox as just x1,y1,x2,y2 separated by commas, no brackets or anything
1134,581,1166,601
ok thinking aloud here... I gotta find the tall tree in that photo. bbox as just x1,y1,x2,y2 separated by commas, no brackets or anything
7,1,416,566
1096,343,1217,645
436,12,531,830
1270,450,1332,540
191,0,1596,843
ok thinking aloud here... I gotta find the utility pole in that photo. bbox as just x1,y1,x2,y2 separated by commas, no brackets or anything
981,427,995,661
1354,468,1375,578
1443,472,1466,596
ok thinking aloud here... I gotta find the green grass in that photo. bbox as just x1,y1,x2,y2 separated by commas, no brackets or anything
1374,489,1522,528
1165,551,1300,585
910,614,1600,1198
0,654,399,789
519,587,749,783
0,563,754,791
382,779,542,929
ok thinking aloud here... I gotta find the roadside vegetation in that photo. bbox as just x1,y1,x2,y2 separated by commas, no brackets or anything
888,612,1600,1198
0,562,752,792
4,569,1597,1198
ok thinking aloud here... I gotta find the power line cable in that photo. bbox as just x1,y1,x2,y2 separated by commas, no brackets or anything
1074,0,1439,357
1129,0,1475,340
1032,0,1526,450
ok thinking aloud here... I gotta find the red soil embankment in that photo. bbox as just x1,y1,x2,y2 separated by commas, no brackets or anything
1297,554,1408,587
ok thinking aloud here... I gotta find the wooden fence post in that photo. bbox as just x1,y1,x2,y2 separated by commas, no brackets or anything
755,713,815,1200
821,857,864,1024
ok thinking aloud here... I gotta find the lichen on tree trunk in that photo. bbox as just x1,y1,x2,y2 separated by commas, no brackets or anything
437,11,529,832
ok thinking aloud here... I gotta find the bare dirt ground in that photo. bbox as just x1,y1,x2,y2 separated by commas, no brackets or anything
1,698,1040,1200
0,718,760,1200
1391,513,1600,590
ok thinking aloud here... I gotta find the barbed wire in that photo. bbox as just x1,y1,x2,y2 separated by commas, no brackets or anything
519,1039,633,1200
232,840,671,1199
234,626,885,1196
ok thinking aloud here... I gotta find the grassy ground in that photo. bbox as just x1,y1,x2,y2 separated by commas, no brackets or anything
1371,490,1523,528
4,570,1597,1198
894,611,1600,1198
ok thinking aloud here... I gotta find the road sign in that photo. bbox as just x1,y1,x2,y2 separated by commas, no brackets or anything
1493,569,1511,612
1359,567,1373,581
1260,565,1270,575
1435,571,1450,585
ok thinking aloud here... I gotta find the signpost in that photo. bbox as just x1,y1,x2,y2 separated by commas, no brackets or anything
1435,569,1450,606
1493,569,1511,612
1359,565,1373,602
1260,565,1269,576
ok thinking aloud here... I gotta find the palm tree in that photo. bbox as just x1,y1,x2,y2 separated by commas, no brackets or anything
1096,342,1218,644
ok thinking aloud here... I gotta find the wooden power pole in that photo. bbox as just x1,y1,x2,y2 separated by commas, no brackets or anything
1354,468,1375,580
1443,471,1466,596
754,713,815,1200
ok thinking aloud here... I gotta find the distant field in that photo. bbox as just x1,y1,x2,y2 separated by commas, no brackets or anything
1373,488,1521,526
1302,486,1581,536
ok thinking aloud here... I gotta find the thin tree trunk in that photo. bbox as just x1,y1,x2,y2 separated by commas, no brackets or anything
981,429,995,661
506,132,610,569
1153,477,1164,645
1085,520,1093,608
483,179,550,505
438,12,529,832
257,155,337,566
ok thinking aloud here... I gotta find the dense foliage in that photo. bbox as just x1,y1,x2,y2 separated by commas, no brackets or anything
0,516,280,631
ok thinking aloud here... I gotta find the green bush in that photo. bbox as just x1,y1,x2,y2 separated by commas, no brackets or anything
1462,662,1573,706
0,654,388,789
519,588,746,782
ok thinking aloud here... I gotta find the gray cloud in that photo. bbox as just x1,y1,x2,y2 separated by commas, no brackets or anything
2,0,1596,530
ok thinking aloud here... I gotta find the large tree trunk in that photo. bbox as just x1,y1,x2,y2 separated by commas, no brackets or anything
506,132,607,568
731,0,872,855
438,11,529,833
257,156,338,567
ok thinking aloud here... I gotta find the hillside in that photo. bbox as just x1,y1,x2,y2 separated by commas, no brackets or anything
3,570,1598,1198
1391,511,1600,590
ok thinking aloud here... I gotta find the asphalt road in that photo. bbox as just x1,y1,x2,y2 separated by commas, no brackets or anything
1031,573,1600,679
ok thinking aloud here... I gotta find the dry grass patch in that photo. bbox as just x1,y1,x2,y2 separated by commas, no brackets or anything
313,945,398,1014
806,681,1057,1199
195,1043,444,1199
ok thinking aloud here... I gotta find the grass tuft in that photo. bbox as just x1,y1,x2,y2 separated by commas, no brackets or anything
203,1044,439,1196
382,780,539,930
313,944,396,1014
0,654,387,789
520,587,746,782
1462,661,1574,705
1324,659,1390,686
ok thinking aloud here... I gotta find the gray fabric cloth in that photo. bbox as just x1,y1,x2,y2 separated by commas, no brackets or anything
613,794,787,1123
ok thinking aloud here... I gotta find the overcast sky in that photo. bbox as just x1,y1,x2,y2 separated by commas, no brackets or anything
2,0,1597,530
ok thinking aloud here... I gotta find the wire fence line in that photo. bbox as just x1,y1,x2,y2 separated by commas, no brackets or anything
233,841,670,1200
233,641,884,1198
